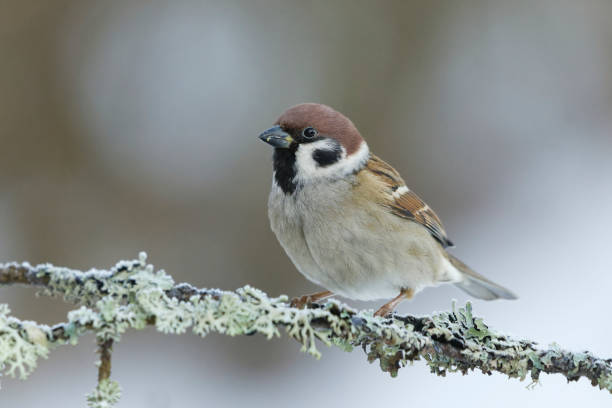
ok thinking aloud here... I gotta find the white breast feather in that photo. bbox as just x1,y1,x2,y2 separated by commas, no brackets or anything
267,167,456,301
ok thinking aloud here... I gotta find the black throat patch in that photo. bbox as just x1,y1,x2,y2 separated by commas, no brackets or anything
273,147,298,194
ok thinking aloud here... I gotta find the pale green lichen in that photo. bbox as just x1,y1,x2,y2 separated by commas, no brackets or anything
0,304,50,380
599,373,612,390
86,379,121,408
1,253,612,408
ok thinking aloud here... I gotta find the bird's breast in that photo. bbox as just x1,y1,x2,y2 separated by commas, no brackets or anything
267,178,446,300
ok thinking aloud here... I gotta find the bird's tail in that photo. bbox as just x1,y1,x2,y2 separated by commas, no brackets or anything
448,254,517,300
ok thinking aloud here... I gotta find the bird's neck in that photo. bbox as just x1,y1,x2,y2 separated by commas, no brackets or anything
272,141,370,195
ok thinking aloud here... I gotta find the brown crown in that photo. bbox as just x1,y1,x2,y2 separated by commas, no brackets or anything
275,103,364,155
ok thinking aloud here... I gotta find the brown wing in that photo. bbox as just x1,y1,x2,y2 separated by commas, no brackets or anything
364,155,454,248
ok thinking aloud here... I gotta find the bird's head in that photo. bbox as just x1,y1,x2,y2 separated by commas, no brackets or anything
258,103,370,193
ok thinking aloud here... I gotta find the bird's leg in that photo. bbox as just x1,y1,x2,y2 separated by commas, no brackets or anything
290,290,334,309
374,288,414,317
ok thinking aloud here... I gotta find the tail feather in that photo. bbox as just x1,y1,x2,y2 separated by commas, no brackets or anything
448,254,517,300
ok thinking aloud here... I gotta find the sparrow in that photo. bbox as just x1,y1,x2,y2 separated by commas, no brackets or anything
258,103,516,317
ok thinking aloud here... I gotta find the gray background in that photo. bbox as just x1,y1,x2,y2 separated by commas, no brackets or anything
1,1,611,407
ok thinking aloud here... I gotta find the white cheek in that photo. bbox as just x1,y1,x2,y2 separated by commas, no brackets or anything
294,140,369,184
294,140,337,179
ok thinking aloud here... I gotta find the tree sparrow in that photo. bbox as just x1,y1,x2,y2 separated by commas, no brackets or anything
258,103,516,316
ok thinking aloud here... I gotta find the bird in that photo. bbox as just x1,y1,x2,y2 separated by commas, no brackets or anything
258,103,516,317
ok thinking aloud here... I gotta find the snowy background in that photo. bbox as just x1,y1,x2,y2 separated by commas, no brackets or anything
1,1,611,407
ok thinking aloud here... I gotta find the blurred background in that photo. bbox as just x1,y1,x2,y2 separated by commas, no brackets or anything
1,0,611,406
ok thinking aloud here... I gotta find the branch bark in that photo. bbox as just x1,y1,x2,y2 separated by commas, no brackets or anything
97,338,113,383
1,254,611,407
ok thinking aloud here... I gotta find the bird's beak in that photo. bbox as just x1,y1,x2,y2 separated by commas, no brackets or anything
258,125,294,149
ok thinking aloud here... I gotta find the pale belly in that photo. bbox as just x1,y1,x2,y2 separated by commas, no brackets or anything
268,181,451,301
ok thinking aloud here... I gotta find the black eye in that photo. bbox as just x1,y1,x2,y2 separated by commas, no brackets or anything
302,127,318,139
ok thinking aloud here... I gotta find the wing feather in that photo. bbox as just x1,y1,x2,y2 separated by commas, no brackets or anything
364,155,454,248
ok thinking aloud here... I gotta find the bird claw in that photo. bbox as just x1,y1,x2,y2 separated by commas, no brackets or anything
290,295,312,309
290,291,333,309
373,306,393,318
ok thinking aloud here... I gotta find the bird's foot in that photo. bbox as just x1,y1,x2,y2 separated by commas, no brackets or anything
290,295,314,309
373,305,394,317
373,288,414,318
290,290,333,309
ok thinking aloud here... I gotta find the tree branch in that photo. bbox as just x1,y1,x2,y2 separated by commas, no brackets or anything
1,254,611,407
97,338,113,383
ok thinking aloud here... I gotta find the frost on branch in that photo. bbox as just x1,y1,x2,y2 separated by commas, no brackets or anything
1,254,611,407
0,304,50,380
87,379,121,408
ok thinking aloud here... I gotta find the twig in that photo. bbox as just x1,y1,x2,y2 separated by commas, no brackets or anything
97,338,113,383
1,254,611,407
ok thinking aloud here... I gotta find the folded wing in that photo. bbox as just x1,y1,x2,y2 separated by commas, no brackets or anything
364,155,454,248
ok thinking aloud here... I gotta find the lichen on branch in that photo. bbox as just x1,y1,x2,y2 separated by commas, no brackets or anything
1,254,611,407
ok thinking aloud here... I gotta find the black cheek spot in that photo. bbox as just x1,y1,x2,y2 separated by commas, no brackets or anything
312,147,342,167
